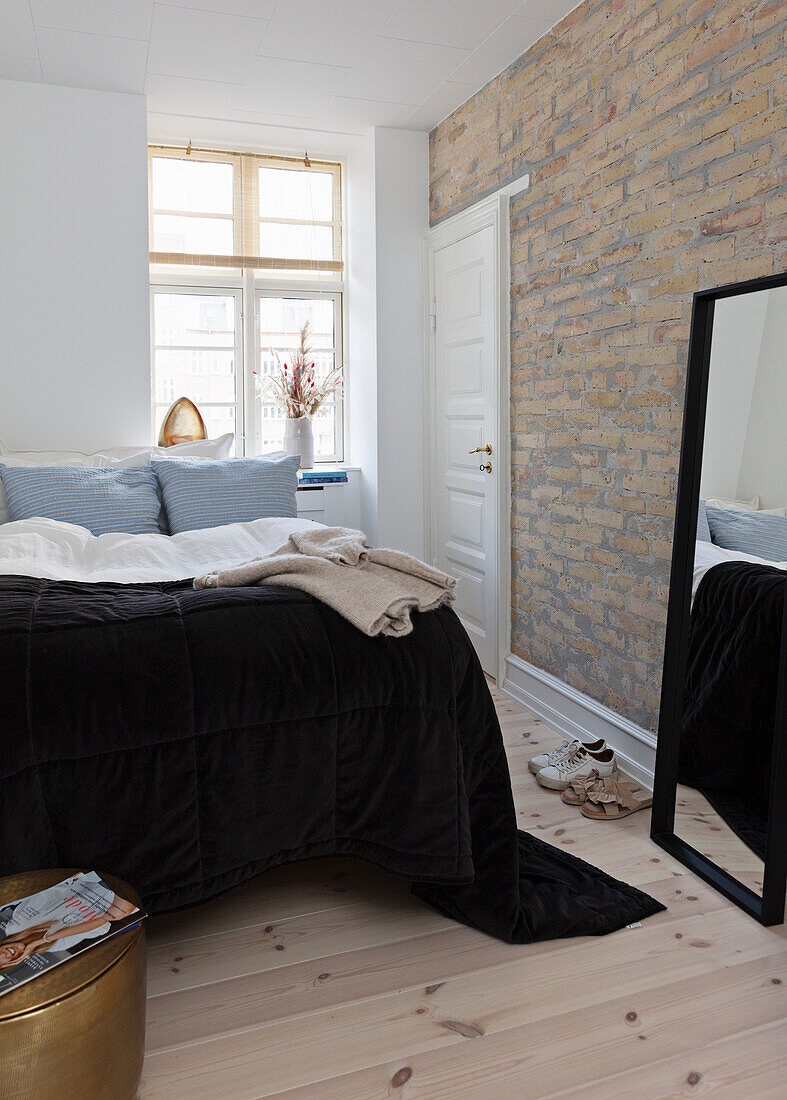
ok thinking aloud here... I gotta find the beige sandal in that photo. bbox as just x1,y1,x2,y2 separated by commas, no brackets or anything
561,769,604,806
580,776,653,820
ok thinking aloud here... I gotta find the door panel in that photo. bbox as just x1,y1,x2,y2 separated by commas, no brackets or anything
433,225,498,674
446,340,484,395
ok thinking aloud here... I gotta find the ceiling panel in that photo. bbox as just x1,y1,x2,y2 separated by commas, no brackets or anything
236,56,352,117
258,0,398,69
324,96,417,128
145,74,243,119
0,55,42,82
0,0,39,59
343,36,470,106
147,5,268,83
37,27,148,94
516,0,575,22
449,15,551,85
30,0,153,41
162,0,278,17
381,0,521,50
232,107,320,129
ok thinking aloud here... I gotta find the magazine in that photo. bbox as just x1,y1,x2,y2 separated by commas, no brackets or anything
0,871,145,998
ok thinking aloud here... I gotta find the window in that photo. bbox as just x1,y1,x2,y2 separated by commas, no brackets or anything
256,292,342,459
151,289,242,452
148,145,344,461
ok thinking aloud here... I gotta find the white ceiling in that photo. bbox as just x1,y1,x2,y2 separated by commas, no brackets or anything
1,0,578,137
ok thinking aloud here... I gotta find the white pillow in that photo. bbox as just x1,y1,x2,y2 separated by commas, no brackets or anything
0,435,234,524
704,495,760,512
0,434,233,466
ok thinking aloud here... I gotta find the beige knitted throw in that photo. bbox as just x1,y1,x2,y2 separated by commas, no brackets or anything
193,526,457,637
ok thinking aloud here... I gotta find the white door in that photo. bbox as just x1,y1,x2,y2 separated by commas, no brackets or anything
432,225,499,674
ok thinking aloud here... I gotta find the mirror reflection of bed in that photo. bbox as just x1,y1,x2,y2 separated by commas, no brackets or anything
674,283,787,900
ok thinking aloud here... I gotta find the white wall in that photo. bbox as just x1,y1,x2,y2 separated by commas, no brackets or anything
700,291,767,502
373,128,429,557
737,287,787,509
0,80,150,452
345,127,429,554
345,132,379,543
701,286,786,509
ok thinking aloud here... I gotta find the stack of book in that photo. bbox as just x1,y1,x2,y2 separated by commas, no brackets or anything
299,469,348,485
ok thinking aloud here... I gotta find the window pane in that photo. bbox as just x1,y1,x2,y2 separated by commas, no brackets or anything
259,167,332,222
154,294,235,347
154,213,234,255
259,297,334,350
259,222,332,261
152,157,233,214
154,350,236,404
258,295,339,460
201,406,237,448
258,403,286,453
312,402,337,459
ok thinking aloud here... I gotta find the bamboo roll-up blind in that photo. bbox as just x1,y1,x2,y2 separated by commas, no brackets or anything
148,145,343,273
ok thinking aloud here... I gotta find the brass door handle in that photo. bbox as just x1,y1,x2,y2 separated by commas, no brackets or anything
469,444,492,455
479,462,492,474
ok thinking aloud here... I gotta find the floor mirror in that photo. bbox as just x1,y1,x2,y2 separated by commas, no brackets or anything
651,271,787,925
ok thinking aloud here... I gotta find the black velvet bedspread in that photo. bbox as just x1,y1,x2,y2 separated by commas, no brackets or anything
0,576,662,941
679,560,786,858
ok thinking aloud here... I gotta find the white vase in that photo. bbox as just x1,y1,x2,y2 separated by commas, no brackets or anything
283,416,314,469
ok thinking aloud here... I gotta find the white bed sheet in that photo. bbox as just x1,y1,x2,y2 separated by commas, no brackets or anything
0,516,323,583
692,539,787,602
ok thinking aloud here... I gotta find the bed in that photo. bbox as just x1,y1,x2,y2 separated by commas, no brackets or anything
680,540,787,858
0,517,662,943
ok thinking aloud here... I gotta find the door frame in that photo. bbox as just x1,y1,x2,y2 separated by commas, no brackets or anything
423,178,527,686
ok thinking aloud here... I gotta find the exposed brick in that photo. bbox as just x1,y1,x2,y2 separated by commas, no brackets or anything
702,92,770,139
700,205,762,235
429,0,786,734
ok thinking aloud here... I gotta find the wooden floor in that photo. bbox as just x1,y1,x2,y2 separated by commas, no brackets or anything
139,684,787,1099
675,783,765,896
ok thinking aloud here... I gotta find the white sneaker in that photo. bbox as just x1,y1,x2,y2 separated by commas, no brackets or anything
528,737,606,775
536,744,616,791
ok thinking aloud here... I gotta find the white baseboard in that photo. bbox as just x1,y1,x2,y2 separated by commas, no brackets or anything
501,653,657,789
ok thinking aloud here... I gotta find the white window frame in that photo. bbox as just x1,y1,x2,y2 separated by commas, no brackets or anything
150,270,345,461
150,283,244,451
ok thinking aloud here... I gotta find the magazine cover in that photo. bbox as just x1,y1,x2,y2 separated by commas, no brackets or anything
0,871,145,998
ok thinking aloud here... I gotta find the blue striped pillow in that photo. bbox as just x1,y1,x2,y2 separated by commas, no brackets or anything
697,498,711,542
152,455,300,533
0,464,162,535
706,505,787,562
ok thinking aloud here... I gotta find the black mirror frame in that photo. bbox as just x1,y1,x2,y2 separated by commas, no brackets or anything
651,270,787,926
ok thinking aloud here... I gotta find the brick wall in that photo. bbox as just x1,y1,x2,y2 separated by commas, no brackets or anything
429,0,786,732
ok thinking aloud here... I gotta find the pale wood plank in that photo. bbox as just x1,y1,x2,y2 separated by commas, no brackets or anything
264,958,787,1100
146,859,400,947
145,876,722,1053
543,1019,787,1100
148,892,450,997
140,903,785,1097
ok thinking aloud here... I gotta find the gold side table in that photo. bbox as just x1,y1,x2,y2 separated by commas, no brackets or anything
0,869,146,1100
